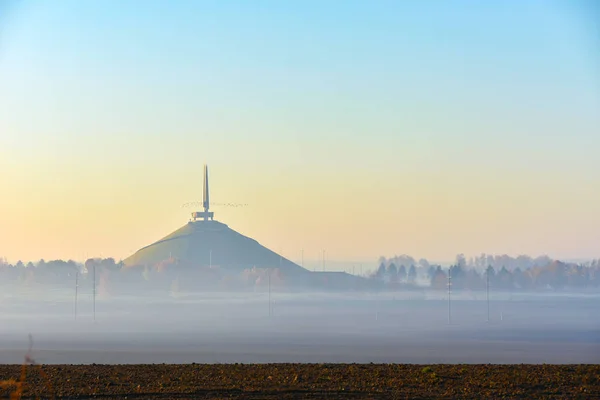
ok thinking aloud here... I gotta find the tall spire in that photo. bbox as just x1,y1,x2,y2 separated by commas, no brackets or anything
191,164,214,222
203,164,210,213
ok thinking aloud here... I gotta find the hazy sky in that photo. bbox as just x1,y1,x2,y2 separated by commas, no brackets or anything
0,0,598,265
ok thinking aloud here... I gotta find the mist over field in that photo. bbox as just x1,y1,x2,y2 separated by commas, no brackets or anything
0,287,598,365
1,254,599,365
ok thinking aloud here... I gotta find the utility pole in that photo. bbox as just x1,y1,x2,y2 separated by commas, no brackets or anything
486,267,490,323
448,271,452,325
92,264,96,322
75,270,78,320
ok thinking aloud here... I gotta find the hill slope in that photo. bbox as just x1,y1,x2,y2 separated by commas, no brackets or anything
123,220,308,277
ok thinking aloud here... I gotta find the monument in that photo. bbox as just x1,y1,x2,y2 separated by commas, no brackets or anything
123,165,309,278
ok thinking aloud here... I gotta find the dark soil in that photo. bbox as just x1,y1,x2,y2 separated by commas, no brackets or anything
1,363,598,399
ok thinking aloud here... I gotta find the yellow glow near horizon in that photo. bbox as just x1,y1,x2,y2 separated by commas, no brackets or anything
1,158,598,264
0,1,598,265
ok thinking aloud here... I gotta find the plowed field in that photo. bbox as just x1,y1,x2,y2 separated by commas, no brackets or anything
1,364,598,399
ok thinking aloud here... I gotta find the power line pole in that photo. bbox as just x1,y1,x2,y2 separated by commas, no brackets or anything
75,270,78,320
486,267,490,323
92,264,96,322
268,268,272,317
448,270,452,325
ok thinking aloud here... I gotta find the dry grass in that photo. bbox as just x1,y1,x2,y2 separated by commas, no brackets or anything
0,335,54,400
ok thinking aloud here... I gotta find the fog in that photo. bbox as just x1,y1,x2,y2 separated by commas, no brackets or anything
1,287,598,364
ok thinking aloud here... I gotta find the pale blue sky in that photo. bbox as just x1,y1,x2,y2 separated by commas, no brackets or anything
0,0,598,263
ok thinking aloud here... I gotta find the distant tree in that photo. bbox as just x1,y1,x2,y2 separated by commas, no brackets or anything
449,264,464,280
515,255,533,270
85,258,99,274
545,261,568,290
100,258,118,271
398,255,416,269
398,265,407,282
455,254,467,269
533,255,552,268
408,265,417,283
566,264,588,287
512,267,532,290
486,255,495,269
495,255,511,271
427,266,437,281
449,264,466,290
15,260,24,269
465,268,484,290
497,266,512,289
431,267,447,290
387,262,398,283
375,262,386,280
430,265,442,285
387,262,397,275
475,253,487,269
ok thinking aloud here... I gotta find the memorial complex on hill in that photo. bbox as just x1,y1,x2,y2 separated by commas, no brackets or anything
123,166,308,276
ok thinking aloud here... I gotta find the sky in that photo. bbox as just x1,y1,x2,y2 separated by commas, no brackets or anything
0,0,598,266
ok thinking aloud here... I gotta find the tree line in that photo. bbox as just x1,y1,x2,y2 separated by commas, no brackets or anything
372,254,600,291
1,254,599,292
